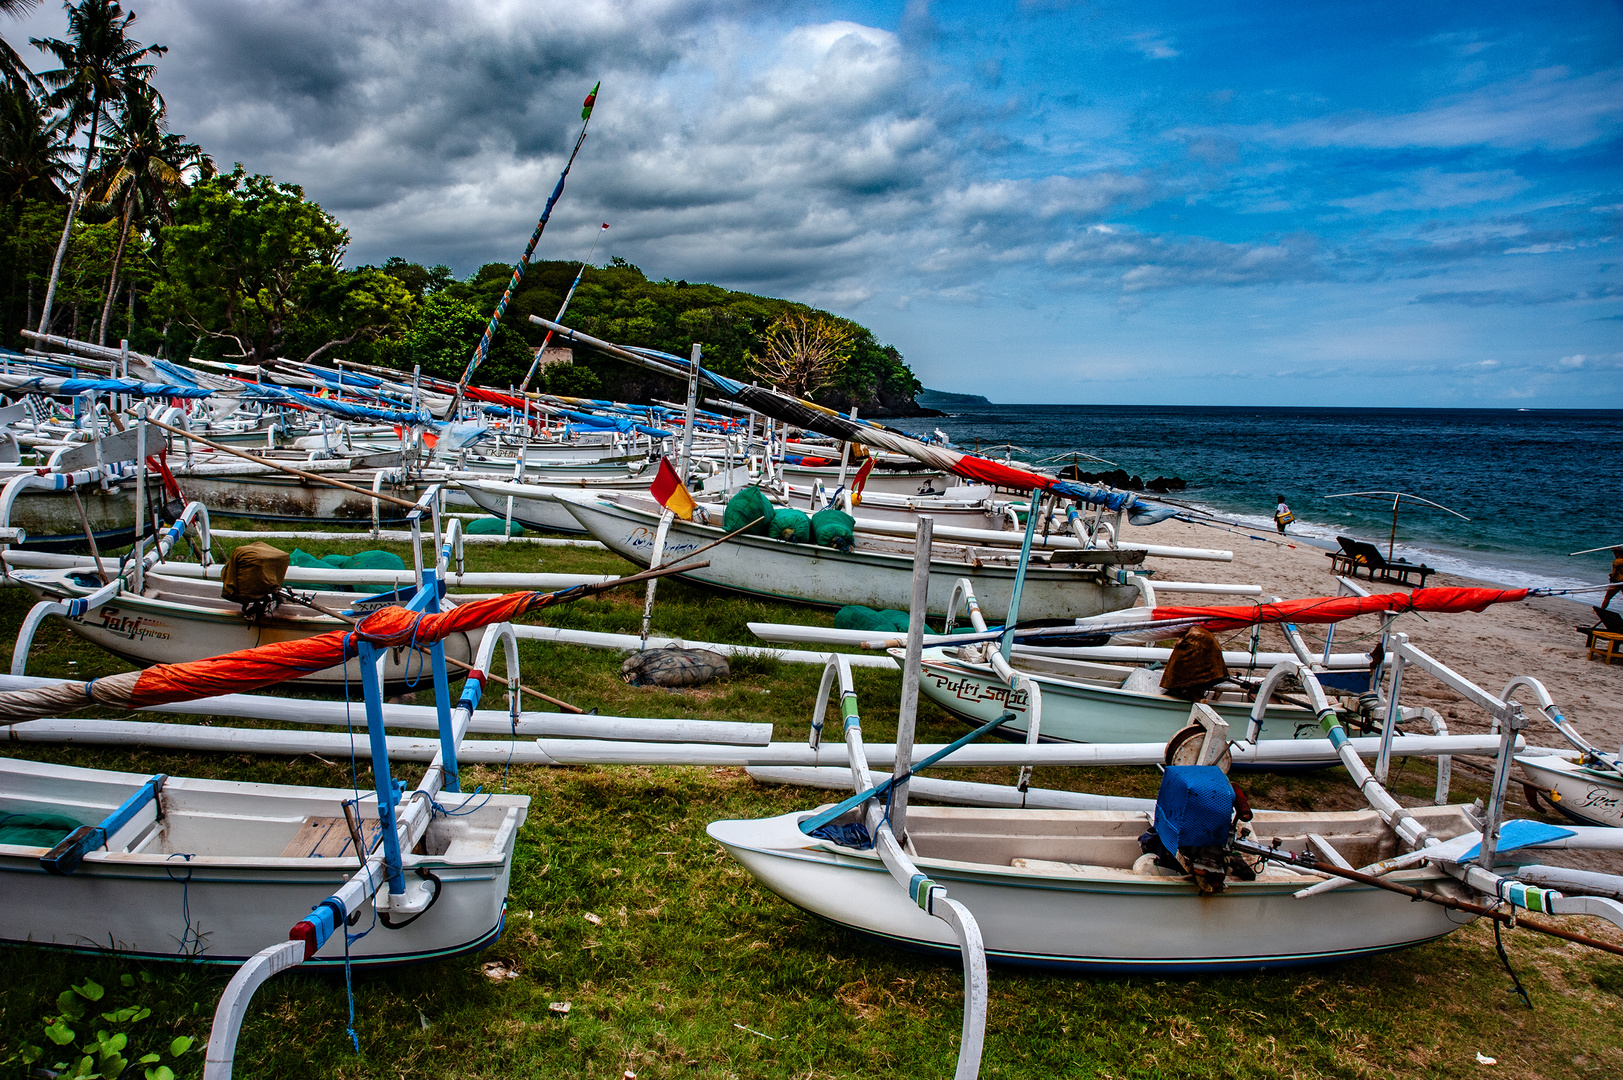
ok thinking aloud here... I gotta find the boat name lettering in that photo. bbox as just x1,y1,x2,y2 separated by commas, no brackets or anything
927,671,1027,709
1579,786,1623,814
625,526,700,558
80,607,172,643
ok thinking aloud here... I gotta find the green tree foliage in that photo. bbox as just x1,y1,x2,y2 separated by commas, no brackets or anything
0,77,74,204
89,81,211,343
389,292,531,386
480,257,921,412
149,167,410,364
30,0,166,333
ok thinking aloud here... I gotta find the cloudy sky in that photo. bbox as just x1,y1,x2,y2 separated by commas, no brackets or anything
11,0,1622,406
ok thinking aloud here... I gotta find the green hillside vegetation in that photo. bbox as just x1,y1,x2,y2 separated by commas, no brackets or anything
2,165,922,413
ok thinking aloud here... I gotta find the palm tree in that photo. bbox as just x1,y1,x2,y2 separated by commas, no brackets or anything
0,77,73,203
30,0,164,336
90,81,211,343
1,0,44,90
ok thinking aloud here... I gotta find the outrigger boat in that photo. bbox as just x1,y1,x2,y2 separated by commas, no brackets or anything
0,756,525,966
709,523,1623,1078
557,489,1144,621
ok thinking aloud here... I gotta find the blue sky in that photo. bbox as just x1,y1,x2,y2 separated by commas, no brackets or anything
11,0,1622,405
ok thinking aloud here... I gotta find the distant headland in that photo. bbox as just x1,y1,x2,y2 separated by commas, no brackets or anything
916,388,992,406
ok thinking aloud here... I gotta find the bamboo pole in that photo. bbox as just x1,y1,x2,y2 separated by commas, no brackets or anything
287,559,708,715
1245,843,1623,958
143,417,423,510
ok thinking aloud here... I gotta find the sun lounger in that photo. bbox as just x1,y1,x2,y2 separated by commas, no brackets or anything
1325,536,1435,587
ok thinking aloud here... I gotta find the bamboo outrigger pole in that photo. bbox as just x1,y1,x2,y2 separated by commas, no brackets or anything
519,222,609,393
144,417,422,510
455,82,601,408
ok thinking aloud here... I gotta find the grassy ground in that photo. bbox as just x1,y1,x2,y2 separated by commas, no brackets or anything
3,525,1622,1078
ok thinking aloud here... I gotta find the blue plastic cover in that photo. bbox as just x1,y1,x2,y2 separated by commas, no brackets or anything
1153,765,1235,855
1459,819,1575,862
240,382,432,425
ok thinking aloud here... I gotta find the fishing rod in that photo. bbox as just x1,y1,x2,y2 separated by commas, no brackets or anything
455,81,602,410
519,222,609,394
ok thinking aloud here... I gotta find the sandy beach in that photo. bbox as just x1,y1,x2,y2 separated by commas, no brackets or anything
1128,515,1623,751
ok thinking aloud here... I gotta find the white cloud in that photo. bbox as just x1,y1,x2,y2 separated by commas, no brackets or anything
1128,32,1179,61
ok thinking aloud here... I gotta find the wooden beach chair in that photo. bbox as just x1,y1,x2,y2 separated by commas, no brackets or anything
1581,607,1623,665
1325,536,1435,587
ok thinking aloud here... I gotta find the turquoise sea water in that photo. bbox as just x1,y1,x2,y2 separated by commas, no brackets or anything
895,404,1623,592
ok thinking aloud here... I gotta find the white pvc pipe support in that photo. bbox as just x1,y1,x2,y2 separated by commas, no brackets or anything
746,766,1158,812
534,732,1514,769
142,563,612,591
204,939,305,1080
206,528,599,546
513,623,897,670
6,719,562,764
0,674,773,745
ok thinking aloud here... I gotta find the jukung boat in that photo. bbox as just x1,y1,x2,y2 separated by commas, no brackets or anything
557,489,1143,621
710,526,1623,1077
0,756,525,966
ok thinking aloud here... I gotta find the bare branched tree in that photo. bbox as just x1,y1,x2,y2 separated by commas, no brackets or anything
747,309,854,400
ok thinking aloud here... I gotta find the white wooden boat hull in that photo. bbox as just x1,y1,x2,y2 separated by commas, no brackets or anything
9,484,139,552
559,494,1139,621
917,650,1331,753
0,758,526,967
13,570,475,687
1517,754,1623,827
708,806,1472,972
174,470,431,525
461,479,653,535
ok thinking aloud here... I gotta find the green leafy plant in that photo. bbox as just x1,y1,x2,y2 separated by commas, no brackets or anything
5,971,195,1078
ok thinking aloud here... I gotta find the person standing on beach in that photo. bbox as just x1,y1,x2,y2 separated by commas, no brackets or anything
1604,546,1623,609
1274,495,1293,535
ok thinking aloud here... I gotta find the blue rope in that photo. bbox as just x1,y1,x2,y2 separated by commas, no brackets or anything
429,790,493,819
340,654,364,1056
165,853,203,958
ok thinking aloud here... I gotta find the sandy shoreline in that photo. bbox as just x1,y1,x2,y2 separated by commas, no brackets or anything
1128,514,1622,751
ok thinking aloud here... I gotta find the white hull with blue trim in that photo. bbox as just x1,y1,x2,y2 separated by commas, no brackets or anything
1516,754,1623,828
0,757,526,967
708,803,1477,972
558,491,1141,621
914,646,1347,759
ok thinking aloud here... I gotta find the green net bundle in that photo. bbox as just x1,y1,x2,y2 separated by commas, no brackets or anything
771,507,812,543
810,508,856,551
724,487,777,536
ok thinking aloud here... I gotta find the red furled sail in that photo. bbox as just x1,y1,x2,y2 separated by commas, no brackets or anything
1144,587,1528,633
126,591,554,708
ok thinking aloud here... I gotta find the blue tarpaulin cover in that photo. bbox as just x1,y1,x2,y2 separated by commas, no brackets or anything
1153,766,1235,855
240,382,433,425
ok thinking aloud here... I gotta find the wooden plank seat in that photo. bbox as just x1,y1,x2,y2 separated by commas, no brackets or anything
1325,536,1434,587
280,815,385,859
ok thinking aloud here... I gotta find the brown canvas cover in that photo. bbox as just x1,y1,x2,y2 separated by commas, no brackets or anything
1160,626,1228,697
220,542,291,605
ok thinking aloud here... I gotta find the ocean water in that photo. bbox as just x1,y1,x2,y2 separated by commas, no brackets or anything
895,404,1623,593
